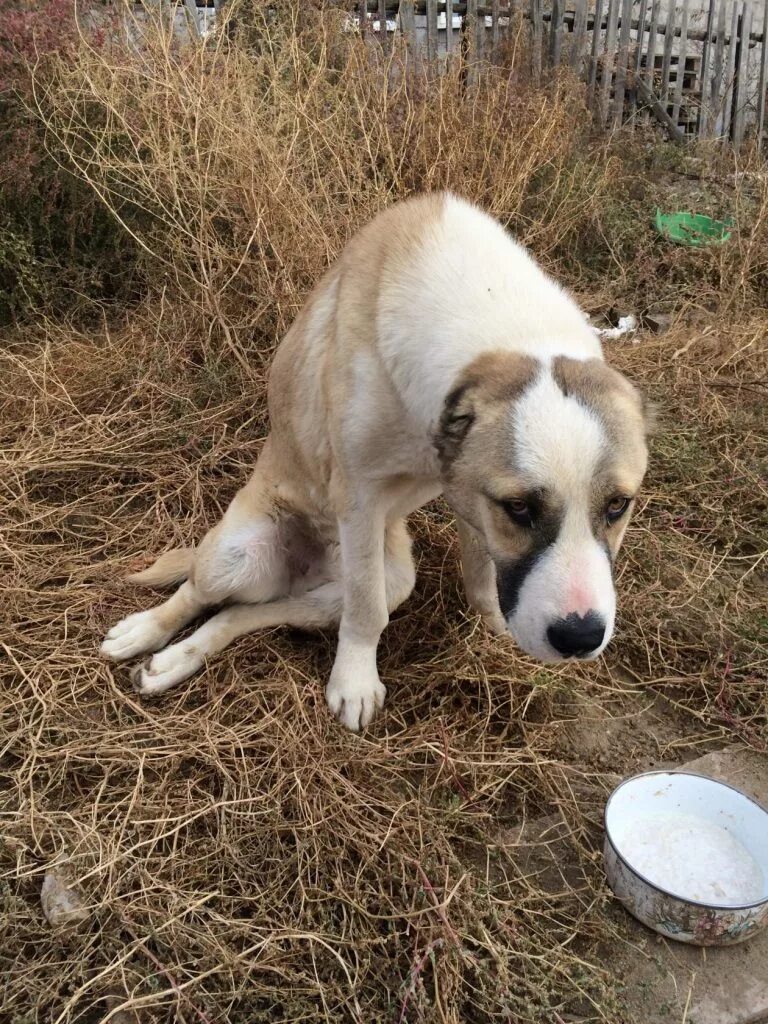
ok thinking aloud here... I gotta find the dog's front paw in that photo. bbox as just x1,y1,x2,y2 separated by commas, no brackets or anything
482,611,507,636
100,610,173,662
325,664,386,733
131,641,204,696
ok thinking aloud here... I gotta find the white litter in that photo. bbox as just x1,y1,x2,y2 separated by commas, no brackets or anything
619,812,764,905
594,314,639,341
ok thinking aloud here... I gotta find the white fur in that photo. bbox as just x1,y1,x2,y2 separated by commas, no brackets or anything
503,367,616,659
377,194,602,431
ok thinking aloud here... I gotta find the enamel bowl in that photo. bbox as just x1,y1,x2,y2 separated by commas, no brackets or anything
604,771,768,946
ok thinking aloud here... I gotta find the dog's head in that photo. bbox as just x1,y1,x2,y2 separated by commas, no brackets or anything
436,352,651,662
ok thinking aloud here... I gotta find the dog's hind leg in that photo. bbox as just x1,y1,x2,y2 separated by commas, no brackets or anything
131,520,416,711
101,466,291,663
131,581,345,696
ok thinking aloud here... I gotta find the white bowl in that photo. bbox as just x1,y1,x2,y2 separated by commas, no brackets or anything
604,771,768,945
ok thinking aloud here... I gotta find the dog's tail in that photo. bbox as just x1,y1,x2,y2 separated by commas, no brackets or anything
126,548,194,588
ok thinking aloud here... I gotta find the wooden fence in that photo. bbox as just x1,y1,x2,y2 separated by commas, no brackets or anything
351,1,768,151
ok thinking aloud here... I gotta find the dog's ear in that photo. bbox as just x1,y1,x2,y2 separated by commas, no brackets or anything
639,393,660,436
434,382,476,468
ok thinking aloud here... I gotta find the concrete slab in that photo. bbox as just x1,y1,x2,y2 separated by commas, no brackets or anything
615,744,768,1024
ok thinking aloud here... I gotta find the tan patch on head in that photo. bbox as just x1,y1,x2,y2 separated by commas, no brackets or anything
434,351,539,470
551,356,649,558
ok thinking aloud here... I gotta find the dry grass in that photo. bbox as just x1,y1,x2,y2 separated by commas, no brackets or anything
1,5,767,1022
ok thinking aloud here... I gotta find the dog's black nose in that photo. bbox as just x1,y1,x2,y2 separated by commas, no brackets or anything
547,612,605,658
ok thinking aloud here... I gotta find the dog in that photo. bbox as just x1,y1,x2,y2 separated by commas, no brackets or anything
101,193,651,731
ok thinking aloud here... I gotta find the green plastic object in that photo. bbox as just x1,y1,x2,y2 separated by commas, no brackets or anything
654,208,732,247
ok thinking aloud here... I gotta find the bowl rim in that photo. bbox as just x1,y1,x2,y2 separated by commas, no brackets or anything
604,769,768,911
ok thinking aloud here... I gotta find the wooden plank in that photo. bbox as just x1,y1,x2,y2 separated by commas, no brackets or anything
732,0,753,150
757,0,768,151
445,0,454,54
476,0,485,62
358,0,367,36
644,0,659,94
464,0,478,86
660,1,676,107
570,0,588,70
721,2,740,140
670,0,690,129
400,0,416,51
600,0,620,127
550,0,563,66
492,0,500,53
530,0,543,82
711,0,727,135
588,0,605,105
697,0,716,135
426,0,438,63
183,0,201,37
612,0,634,127
378,0,388,51
633,0,649,76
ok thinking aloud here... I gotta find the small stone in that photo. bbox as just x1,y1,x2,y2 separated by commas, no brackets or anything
642,312,672,334
41,871,89,930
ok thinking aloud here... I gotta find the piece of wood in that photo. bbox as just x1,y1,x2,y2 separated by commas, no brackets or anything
721,2,740,140
426,0,438,62
378,0,388,50
631,0,649,119
757,0,768,151
644,0,659,88
549,0,563,66
600,0,620,127
445,0,455,54
530,0,543,81
570,0,588,70
476,0,486,62
711,0,727,135
635,76,686,141
731,0,752,150
588,0,605,105
183,0,201,37
359,0,367,36
612,0,634,127
697,0,716,135
671,0,690,129
400,0,416,51
660,1,676,107
492,0,500,52
463,0,478,86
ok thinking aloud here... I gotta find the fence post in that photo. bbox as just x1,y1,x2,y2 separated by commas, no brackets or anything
550,0,563,67
671,0,690,130
426,0,438,64
400,0,416,53
697,0,716,136
530,0,543,82
378,0,389,51
571,0,588,70
629,0,649,120
711,0,727,136
757,0,768,152
463,0,478,88
587,0,605,107
445,0,455,55
720,2,740,140
612,0,634,128
600,0,620,127
731,0,752,151
660,2,677,109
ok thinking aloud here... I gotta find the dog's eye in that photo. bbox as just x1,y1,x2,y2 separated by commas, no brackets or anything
501,498,533,527
606,496,631,522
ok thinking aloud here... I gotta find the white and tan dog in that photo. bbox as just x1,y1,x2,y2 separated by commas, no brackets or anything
101,194,650,730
